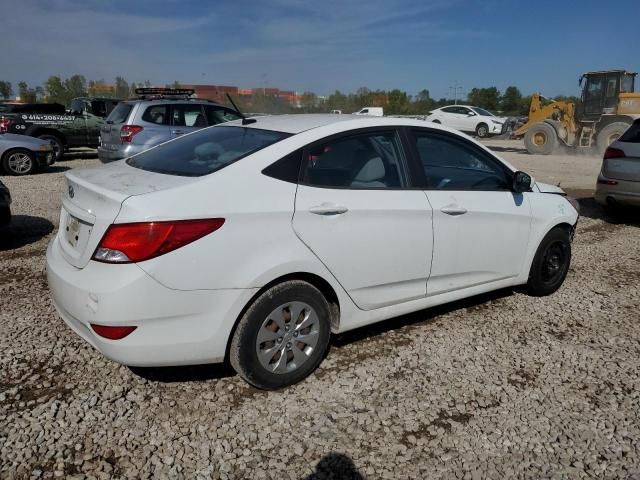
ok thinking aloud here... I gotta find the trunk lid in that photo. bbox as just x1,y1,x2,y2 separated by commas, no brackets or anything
59,161,195,268
100,102,135,149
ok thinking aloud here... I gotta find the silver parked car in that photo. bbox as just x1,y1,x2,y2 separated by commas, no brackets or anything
0,133,55,176
97,88,242,163
595,119,640,208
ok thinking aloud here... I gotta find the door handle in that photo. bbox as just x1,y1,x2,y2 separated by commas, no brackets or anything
309,204,349,216
171,129,184,135
441,205,467,216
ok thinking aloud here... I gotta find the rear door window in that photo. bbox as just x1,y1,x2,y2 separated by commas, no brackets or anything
204,105,242,125
127,126,290,177
620,121,640,143
142,105,169,125
171,104,206,127
106,103,133,124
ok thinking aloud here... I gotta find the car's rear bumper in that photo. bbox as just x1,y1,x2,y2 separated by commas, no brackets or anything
46,236,257,367
595,175,640,207
97,144,145,163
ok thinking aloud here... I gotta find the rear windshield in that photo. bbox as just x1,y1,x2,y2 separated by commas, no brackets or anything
619,121,640,143
107,103,133,124
127,126,291,177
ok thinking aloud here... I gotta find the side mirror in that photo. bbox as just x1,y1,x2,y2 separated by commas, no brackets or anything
467,111,476,116
512,171,532,193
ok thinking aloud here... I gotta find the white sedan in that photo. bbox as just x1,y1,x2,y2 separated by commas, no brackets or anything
426,105,507,138
46,115,579,389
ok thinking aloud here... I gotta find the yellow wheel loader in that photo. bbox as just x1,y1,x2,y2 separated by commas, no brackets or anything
512,70,640,154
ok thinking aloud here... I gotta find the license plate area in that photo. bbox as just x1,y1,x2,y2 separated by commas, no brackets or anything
63,211,93,252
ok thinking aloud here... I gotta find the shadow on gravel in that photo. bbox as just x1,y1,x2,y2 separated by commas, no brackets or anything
332,288,514,349
129,363,236,383
40,165,71,174
61,150,98,161
0,215,54,250
564,190,640,227
305,453,364,480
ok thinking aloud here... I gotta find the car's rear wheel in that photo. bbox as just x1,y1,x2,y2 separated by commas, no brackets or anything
526,227,572,296
2,149,36,176
475,122,489,138
230,280,331,390
38,134,64,162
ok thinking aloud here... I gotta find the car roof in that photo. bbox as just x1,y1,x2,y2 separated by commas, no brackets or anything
223,113,471,135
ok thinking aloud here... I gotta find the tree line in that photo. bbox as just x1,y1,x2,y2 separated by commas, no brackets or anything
0,76,579,117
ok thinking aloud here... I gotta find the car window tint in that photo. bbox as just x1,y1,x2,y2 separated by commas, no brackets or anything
302,131,404,189
127,126,290,177
106,103,133,124
412,131,511,190
90,101,107,117
620,122,640,143
142,105,169,125
204,106,242,125
262,150,302,183
441,107,457,113
172,104,206,127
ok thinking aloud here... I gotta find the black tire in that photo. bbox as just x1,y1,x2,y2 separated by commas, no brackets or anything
475,122,489,138
526,227,572,296
0,206,10,225
524,122,557,155
596,122,630,152
37,134,64,162
230,280,331,390
2,148,37,176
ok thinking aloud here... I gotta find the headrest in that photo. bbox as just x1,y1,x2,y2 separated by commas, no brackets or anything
354,156,385,182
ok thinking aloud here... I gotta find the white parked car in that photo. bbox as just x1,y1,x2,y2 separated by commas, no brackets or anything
47,114,579,389
595,119,640,208
426,105,507,138
353,107,383,116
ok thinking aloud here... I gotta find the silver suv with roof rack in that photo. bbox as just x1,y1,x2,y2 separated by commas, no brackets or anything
97,88,241,163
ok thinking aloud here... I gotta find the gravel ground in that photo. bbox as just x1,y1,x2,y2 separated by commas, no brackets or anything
1,144,639,479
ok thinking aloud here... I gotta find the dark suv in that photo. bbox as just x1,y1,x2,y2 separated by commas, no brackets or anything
98,88,242,163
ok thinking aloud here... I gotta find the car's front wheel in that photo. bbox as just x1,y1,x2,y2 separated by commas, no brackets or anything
230,280,332,390
475,122,489,138
526,227,572,296
2,149,36,176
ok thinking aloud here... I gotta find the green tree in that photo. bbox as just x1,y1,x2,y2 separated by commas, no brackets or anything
500,86,523,114
45,76,67,104
467,87,500,111
114,76,129,98
0,81,12,100
18,81,37,103
386,89,411,115
65,75,87,99
299,91,318,112
129,82,138,97
413,89,435,114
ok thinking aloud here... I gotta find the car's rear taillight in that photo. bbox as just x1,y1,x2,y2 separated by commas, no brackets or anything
0,117,11,133
120,125,143,143
90,324,137,340
92,218,225,263
597,178,619,185
603,147,625,160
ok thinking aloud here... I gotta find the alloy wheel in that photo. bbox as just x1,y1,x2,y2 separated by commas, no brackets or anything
255,301,320,374
7,152,33,175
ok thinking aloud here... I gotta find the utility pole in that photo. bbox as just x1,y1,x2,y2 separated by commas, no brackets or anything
448,81,463,105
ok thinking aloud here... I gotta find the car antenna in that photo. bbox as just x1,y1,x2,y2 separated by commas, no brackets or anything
226,94,256,125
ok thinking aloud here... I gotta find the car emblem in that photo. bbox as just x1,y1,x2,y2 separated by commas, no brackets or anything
68,185,75,198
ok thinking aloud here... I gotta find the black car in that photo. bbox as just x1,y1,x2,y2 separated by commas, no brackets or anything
0,179,11,224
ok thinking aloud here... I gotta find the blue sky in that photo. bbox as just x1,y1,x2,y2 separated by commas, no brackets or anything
2,0,639,98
